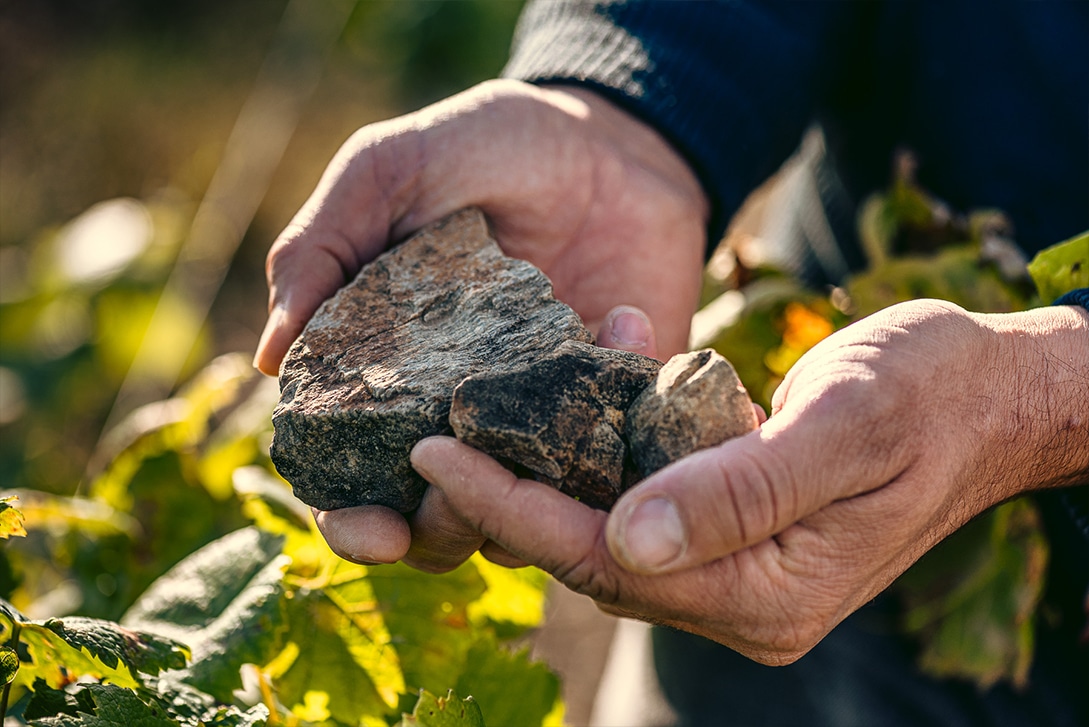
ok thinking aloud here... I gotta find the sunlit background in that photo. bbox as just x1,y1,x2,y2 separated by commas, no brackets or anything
0,0,523,499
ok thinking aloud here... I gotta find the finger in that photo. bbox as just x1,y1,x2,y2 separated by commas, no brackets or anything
479,541,531,569
753,402,768,425
402,485,487,574
596,305,660,360
313,505,411,564
254,238,354,375
605,392,915,575
410,437,614,587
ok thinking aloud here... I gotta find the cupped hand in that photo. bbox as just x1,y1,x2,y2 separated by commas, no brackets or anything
254,79,708,376
410,299,1089,662
262,79,709,570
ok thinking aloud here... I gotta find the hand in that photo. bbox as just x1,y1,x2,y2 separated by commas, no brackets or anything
410,299,1089,663
254,79,708,375
259,79,709,569
312,304,664,572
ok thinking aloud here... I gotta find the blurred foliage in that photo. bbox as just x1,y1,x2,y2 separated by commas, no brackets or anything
697,153,1083,690
0,2,567,724
1,347,560,724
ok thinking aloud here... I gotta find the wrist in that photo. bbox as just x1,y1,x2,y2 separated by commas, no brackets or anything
973,305,1089,498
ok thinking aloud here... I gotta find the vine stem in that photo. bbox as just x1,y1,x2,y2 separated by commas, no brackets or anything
1,680,11,723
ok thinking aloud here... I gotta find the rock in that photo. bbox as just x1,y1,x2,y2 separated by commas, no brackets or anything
450,341,661,510
270,208,592,512
626,349,758,477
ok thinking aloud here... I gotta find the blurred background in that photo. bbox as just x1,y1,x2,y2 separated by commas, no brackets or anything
0,0,523,499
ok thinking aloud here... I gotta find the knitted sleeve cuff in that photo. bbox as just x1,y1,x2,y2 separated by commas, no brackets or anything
1054,287,1089,309
501,0,855,247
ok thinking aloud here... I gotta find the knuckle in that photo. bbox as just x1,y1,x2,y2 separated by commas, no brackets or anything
552,545,625,607
710,446,789,546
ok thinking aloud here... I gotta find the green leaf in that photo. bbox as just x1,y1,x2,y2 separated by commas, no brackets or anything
367,561,487,694
454,636,559,727
1027,231,1089,302
466,558,548,638
895,498,1048,688
42,616,188,676
121,527,288,701
1,644,18,685
141,673,270,727
25,678,94,721
0,495,26,538
269,579,397,724
27,682,175,727
1,598,188,691
396,689,485,727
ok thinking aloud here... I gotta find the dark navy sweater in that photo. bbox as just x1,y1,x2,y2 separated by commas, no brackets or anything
503,0,1088,254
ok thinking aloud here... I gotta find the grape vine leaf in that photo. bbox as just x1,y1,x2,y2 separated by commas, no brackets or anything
366,560,487,694
26,682,175,727
895,498,1048,689
1026,231,1089,303
269,572,399,724
25,676,270,727
121,527,288,701
453,635,559,727
1,598,188,691
1,644,18,685
466,558,548,638
0,496,26,539
42,616,189,676
396,689,484,727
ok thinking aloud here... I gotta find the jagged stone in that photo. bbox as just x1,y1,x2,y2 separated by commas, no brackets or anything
450,340,661,510
626,349,758,477
270,208,592,512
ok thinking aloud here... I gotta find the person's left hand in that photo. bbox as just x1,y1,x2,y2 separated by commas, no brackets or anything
408,298,1089,663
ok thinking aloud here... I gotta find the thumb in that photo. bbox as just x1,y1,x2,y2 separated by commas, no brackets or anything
597,305,660,360
604,400,911,574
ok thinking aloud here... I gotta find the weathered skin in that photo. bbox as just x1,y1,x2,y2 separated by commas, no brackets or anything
270,208,592,512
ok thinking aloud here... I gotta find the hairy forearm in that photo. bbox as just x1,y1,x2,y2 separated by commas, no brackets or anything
976,304,1089,498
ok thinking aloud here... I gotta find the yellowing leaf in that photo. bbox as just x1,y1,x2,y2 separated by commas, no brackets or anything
396,689,484,727
0,495,27,538
1,598,188,692
1027,231,1089,302
467,557,548,635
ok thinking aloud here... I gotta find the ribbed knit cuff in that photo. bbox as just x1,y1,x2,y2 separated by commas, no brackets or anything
502,0,854,249
1054,287,1089,309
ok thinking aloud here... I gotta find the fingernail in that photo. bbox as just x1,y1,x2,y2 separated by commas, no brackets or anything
608,309,651,347
620,497,685,570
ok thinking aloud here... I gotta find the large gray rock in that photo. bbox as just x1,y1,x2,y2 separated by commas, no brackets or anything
626,349,759,477
450,341,661,510
270,208,592,512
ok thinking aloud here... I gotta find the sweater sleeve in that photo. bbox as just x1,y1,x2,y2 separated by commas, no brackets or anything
502,0,857,245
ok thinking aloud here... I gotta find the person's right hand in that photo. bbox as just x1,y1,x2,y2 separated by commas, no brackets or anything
254,79,711,571
254,79,708,375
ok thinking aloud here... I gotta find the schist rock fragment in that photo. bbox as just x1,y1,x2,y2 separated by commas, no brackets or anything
626,349,759,477
449,341,662,510
270,208,592,512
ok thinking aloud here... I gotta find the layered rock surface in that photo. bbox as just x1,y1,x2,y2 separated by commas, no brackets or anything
450,341,661,510
626,349,759,477
270,208,592,512
271,207,759,514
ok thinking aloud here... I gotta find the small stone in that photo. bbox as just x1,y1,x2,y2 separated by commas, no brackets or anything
450,340,661,510
626,349,758,477
270,208,592,512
